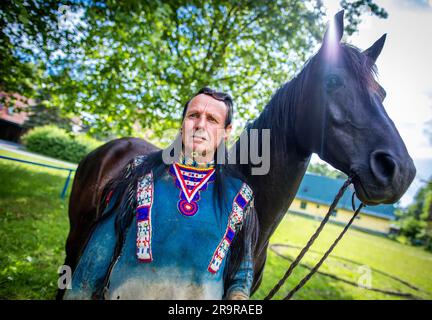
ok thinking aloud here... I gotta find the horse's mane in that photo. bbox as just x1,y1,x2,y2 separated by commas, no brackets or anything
245,55,314,158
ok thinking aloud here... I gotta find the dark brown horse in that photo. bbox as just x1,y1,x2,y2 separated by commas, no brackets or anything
60,11,416,299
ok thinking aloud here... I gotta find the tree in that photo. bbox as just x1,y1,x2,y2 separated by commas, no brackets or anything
307,162,347,179
0,0,76,100
2,0,388,138
396,178,432,250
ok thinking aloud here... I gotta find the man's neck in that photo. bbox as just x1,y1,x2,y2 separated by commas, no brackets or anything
180,150,215,168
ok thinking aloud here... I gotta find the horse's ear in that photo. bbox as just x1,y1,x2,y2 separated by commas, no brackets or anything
363,34,387,65
322,10,344,46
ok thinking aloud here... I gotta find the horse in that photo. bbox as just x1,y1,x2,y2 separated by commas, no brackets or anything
59,11,416,299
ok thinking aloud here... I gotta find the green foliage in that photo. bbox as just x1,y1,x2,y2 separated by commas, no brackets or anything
21,125,102,163
397,179,432,250
2,0,387,139
398,216,426,244
74,133,103,153
0,0,76,98
307,162,347,179
341,0,388,35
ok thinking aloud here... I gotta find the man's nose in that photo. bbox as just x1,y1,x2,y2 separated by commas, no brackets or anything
195,115,207,129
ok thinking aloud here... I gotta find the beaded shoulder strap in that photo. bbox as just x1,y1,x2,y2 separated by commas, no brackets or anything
207,182,254,274
133,155,154,262
136,171,154,262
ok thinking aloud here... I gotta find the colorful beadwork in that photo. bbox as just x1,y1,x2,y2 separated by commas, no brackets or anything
208,183,253,274
134,166,254,273
136,172,154,262
169,163,216,217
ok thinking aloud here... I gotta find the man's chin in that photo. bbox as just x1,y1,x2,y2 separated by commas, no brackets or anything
187,144,206,155
185,146,206,158
191,149,207,158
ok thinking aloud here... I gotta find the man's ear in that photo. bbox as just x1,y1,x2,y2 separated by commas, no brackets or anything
224,124,232,141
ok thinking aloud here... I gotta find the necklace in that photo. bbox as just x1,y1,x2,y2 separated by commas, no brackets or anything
169,162,215,217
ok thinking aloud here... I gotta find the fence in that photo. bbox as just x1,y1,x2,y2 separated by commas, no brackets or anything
0,155,76,199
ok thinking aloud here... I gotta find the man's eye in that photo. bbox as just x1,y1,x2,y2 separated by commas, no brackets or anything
325,74,343,91
208,117,217,123
189,113,198,118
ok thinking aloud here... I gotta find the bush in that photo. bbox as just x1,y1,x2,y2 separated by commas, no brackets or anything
21,125,103,163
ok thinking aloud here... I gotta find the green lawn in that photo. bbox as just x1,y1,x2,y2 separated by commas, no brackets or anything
0,149,74,299
0,149,77,170
1,149,431,300
252,214,432,300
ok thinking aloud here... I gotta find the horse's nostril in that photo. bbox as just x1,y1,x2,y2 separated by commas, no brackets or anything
370,151,397,185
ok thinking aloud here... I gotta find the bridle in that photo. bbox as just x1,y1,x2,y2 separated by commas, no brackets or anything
264,175,365,300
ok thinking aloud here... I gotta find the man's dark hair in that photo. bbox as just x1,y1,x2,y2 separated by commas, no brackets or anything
181,87,234,127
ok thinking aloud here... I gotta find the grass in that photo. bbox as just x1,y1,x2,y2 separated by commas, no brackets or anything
1,148,431,300
252,214,432,300
0,149,77,170
0,149,74,299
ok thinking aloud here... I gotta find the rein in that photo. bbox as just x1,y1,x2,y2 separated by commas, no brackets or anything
264,175,365,300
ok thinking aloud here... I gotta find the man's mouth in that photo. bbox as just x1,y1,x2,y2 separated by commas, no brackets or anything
193,135,207,141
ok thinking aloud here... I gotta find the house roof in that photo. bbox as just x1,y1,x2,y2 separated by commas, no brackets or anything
296,172,396,220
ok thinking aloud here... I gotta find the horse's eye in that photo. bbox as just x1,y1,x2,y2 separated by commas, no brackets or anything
325,74,343,91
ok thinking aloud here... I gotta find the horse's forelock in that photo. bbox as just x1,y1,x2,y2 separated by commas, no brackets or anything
340,43,381,94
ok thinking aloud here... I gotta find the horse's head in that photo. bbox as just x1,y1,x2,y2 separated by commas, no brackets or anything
295,10,416,205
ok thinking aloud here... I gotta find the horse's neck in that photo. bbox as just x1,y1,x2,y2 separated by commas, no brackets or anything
234,81,312,243
242,138,311,243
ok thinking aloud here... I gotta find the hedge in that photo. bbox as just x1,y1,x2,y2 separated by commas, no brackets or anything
21,125,103,164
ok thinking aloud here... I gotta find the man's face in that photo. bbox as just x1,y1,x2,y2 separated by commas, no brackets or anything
182,94,232,160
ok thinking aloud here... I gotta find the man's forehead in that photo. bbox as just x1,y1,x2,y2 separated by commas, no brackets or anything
187,94,227,114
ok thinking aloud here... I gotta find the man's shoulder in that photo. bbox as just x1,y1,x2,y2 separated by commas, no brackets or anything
224,174,254,201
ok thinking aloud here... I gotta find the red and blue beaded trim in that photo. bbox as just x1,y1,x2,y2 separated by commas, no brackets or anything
136,172,154,262
169,163,215,217
135,165,254,274
207,183,253,274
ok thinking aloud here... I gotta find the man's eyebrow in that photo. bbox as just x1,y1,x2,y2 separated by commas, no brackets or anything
206,110,224,120
187,106,222,118
188,110,221,121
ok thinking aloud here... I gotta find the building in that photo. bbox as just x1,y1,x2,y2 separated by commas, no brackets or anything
289,172,397,236
0,92,32,142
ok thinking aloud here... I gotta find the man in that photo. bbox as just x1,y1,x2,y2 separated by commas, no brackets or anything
64,87,258,300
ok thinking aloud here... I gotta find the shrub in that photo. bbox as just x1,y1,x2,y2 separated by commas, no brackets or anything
21,125,102,163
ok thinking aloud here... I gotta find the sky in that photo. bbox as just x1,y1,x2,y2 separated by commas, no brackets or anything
314,0,432,207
